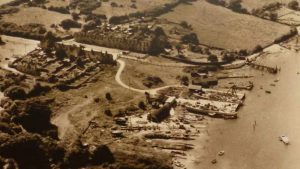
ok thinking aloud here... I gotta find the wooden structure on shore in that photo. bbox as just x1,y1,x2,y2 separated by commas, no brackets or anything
248,62,279,74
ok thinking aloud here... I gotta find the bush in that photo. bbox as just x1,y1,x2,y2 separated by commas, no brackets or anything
103,110,112,117
83,21,97,32
180,21,191,29
181,33,199,45
60,19,81,30
208,54,218,63
228,0,248,13
269,12,278,21
180,76,189,86
109,15,129,24
105,92,112,101
206,0,226,6
138,101,146,110
288,0,299,10
222,53,235,62
4,86,27,100
48,6,69,14
252,45,263,53
71,12,80,20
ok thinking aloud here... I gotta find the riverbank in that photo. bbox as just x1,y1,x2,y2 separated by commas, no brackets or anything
180,43,300,169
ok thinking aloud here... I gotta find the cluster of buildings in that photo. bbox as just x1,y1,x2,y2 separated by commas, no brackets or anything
74,25,169,55
10,41,115,88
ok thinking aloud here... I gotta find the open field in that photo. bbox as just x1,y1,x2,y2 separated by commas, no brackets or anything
0,0,13,6
224,0,300,10
277,7,300,25
45,0,69,8
93,0,177,18
121,59,186,90
49,67,144,140
160,0,291,51
1,7,72,33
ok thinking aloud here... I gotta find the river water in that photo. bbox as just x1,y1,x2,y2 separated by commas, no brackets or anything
186,46,300,169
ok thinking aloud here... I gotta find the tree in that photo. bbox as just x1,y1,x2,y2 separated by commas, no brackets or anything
83,21,97,32
288,0,299,10
55,48,67,60
176,44,183,55
208,54,218,63
105,92,112,101
228,0,248,13
40,31,56,53
180,76,189,86
253,45,263,53
222,53,235,62
104,109,112,116
206,0,226,6
60,19,81,30
4,86,27,100
269,12,278,21
181,33,199,45
138,101,146,110
180,21,190,29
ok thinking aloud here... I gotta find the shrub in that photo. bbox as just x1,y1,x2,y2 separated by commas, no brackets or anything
60,19,81,30
206,0,226,6
208,54,218,63
252,45,263,53
109,15,129,24
222,53,235,62
181,33,199,45
48,6,69,14
83,21,97,31
71,12,80,20
228,0,248,13
105,92,112,101
269,12,278,21
288,0,299,10
138,101,146,110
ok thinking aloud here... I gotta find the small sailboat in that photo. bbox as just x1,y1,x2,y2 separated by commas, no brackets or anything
279,135,289,145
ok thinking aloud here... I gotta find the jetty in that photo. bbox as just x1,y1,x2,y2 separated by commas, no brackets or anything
248,62,279,74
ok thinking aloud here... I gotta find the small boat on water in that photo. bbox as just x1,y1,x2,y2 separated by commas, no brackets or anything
279,135,289,145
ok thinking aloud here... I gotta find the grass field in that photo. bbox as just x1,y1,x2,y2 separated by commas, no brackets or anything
160,0,291,50
93,0,177,18
45,0,69,8
122,59,186,90
1,7,71,31
224,0,300,10
0,0,13,6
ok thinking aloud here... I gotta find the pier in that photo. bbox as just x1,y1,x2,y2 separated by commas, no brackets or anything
248,62,279,74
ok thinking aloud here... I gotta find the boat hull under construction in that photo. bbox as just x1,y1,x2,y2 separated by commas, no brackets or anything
186,106,238,119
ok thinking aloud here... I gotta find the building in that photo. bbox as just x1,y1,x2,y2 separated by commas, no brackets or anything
74,26,169,55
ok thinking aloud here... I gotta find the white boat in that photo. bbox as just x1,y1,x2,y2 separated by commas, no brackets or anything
279,135,289,145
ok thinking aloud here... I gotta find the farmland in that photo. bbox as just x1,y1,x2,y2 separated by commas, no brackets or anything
0,0,13,6
160,0,291,50
92,0,178,18
226,0,300,10
1,0,300,169
1,7,71,31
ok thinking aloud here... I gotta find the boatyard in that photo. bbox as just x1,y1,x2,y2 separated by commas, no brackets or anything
1,0,300,169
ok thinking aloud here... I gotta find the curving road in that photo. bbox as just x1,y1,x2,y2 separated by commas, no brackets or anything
115,59,181,95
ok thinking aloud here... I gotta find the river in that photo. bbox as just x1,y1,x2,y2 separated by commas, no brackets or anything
184,46,300,169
